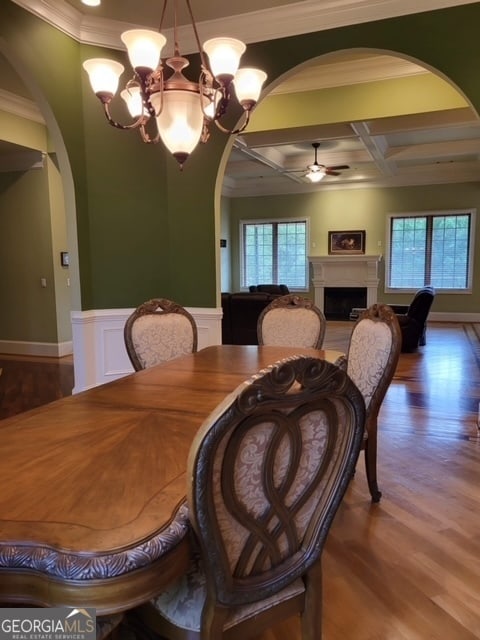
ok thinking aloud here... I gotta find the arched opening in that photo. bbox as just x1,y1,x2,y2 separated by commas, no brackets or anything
0,43,80,359
217,47,480,296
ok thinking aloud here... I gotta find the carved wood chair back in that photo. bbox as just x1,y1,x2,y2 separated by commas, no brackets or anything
257,294,326,349
124,298,198,371
138,355,365,640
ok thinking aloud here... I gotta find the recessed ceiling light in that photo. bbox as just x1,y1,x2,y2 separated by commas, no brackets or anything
82,0,101,6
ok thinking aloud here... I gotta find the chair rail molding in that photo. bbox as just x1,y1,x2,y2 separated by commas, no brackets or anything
71,307,222,393
309,255,381,312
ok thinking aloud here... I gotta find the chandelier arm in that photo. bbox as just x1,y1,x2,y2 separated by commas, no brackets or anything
185,0,211,70
200,120,211,144
213,109,251,135
139,123,161,144
102,101,149,131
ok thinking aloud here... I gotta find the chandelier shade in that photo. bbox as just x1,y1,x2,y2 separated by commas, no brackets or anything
202,38,245,79
82,0,267,168
233,68,268,106
121,86,147,118
151,90,208,164
120,30,166,72
83,59,124,97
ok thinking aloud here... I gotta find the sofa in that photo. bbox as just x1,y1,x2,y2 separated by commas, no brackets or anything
248,284,290,294
222,286,290,344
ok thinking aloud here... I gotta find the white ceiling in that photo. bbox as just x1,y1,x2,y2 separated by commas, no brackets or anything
5,0,480,196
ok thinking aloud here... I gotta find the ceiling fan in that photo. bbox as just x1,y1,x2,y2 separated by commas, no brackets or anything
303,142,350,183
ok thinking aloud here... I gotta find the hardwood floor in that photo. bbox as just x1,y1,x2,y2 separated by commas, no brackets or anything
1,323,479,639
0,353,74,419
261,321,480,640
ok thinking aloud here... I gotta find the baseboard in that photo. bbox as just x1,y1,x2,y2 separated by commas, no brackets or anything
0,340,73,358
429,312,480,322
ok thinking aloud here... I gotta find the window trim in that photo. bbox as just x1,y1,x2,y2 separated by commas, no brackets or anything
384,208,476,294
239,217,310,292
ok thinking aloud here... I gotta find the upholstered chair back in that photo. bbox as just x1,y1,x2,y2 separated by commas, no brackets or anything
257,294,326,349
347,304,400,411
124,298,198,371
139,356,365,640
345,304,402,501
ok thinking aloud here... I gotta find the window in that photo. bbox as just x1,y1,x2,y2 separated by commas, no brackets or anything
386,210,474,291
241,219,308,290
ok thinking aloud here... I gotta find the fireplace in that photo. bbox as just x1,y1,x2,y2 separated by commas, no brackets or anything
324,287,367,320
309,255,381,314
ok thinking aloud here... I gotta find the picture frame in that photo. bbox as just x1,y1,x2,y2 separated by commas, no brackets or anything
60,251,69,267
328,230,366,255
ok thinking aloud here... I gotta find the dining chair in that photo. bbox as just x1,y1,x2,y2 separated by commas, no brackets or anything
257,294,327,349
136,355,365,640
340,303,402,502
124,298,198,371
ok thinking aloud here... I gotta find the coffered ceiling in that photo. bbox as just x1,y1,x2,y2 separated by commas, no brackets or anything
222,51,480,196
4,0,480,196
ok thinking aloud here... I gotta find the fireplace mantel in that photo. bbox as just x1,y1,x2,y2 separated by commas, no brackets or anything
309,255,381,312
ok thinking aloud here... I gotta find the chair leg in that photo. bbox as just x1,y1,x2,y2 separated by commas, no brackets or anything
364,435,381,503
301,560,323,640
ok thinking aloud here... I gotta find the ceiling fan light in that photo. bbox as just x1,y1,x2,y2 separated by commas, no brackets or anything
83,58,124,96
233,68,267,106
203,37,246,80
306,169,326,183
121,29,166,72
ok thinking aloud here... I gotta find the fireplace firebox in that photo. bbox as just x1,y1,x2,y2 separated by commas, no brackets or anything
324,287,367,320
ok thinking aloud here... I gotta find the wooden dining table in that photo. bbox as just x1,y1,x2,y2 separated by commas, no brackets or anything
0,344,343,614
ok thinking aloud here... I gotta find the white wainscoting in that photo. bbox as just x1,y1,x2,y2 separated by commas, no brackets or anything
71,306,223,393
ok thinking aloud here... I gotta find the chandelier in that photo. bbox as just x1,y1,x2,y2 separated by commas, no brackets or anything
82,0,267,168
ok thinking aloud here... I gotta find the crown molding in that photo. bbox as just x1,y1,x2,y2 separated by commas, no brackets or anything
10,0,480,53
0,88,45,123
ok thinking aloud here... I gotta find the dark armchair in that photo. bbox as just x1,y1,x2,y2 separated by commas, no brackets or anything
390,286,435,352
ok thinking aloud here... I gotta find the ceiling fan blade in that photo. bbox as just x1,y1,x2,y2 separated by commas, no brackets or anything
327,165,350,171
325,170,341,176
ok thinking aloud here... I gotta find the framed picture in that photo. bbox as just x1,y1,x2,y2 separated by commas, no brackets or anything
60,251,69,267
328,230,365,255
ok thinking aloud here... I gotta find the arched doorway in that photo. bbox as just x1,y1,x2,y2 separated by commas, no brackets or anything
0,46,80,359
217,48,480,295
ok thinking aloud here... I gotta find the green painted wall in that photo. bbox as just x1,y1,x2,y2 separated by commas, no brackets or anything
0,166,58,342
2,2,480,313
228,182,480,312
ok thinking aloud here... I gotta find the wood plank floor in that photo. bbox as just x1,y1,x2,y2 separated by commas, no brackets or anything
0,353,74,419
262,321,480,640
1,322,480,639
